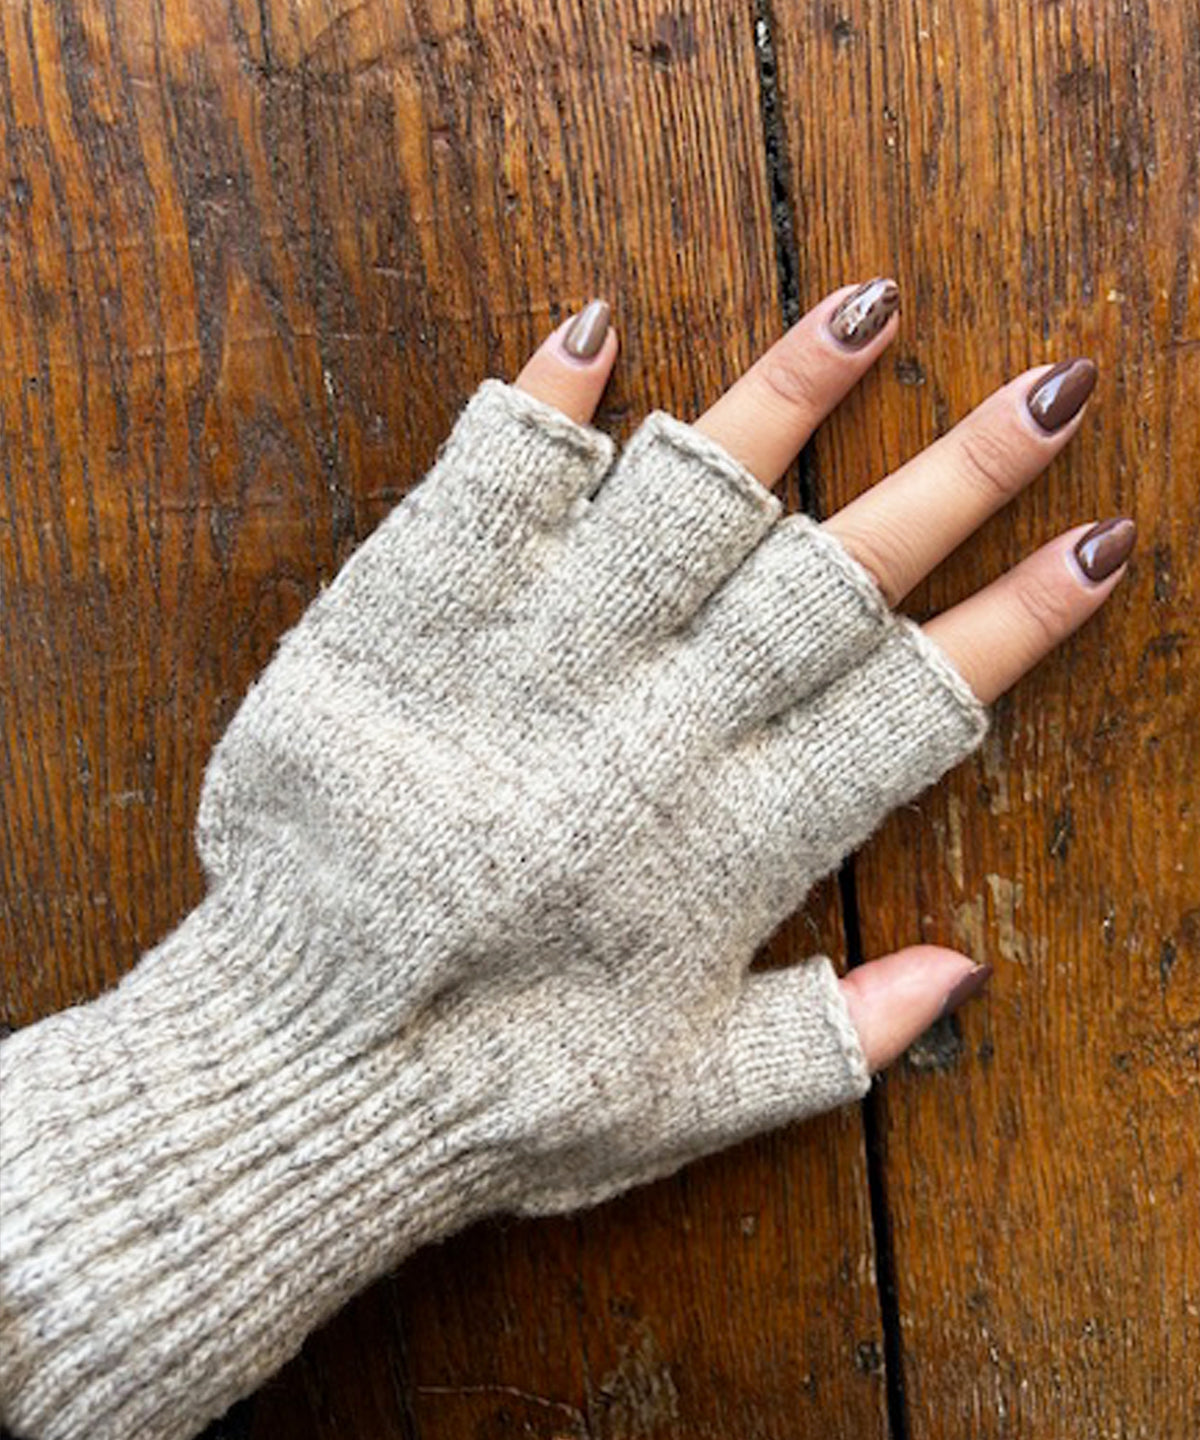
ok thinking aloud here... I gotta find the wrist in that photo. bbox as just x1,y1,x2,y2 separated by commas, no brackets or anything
0,885,502,1440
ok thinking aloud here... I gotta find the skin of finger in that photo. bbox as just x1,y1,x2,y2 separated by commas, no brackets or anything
513,315,620,424
693,282,899,488
839,945,981,1072
923,522,1128,705
822,364,1091,607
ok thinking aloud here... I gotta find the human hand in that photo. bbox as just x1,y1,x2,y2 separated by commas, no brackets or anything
188,278,1128,1213
0,282,1131,1440
518,284,1130,1071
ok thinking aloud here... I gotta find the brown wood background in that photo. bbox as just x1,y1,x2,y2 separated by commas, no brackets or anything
1,2,1196,1437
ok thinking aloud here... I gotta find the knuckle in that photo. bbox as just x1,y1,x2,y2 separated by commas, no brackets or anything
1010,564,1077,651
756,341,828,419
954,420,1023,504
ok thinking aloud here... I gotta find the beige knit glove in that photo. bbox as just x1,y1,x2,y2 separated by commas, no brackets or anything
0,382,987,1440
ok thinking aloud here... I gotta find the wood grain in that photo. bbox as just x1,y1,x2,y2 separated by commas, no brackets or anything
0,2,887,1437
4,0,1196,1435
772,1,1200,1434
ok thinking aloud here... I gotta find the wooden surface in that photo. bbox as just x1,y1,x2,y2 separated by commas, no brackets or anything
774,6,1200,1435
0,2,1196,1437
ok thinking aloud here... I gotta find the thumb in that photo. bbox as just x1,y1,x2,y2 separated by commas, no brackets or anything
673,961,872,1152
839,945,993,1073
690,949,991,1154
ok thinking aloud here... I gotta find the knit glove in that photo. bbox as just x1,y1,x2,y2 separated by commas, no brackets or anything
0,381,987,1440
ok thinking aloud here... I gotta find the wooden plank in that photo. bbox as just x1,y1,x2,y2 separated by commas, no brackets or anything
771,1,1200,1434
0,2,888,1435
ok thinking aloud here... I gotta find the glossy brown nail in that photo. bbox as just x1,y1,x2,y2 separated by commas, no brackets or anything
828,278,900,349
1026,358,1097,432
562,299,611,360
1074,517,1136,583
940,963,993,1020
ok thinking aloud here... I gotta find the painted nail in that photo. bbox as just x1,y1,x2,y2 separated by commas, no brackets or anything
1074,517,1136,583
940,963,993,1020
828,277,900,349
562,299,611,360
1026,358,1097,432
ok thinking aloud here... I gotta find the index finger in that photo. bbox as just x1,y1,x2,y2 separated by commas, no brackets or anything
694,279,900,486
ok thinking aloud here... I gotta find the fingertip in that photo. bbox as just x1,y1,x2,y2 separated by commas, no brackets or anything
1023,356,1098,437
822,276,902,353
1066,516,1136,588
559,299,615,363
840,945,991,1073
926,518,1134,705
514,300,619,425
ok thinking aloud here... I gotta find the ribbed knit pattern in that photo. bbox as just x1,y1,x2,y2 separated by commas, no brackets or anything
0,380,988,1440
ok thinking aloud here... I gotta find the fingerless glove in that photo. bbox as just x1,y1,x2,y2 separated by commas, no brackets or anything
0,381,987,1440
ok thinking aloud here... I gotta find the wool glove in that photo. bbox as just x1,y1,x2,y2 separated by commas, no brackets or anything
0,381,987,1440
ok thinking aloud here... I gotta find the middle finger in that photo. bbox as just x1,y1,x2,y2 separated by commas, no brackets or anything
822,359,1097,606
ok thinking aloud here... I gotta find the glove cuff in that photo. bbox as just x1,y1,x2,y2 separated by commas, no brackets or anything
0,888,502,1440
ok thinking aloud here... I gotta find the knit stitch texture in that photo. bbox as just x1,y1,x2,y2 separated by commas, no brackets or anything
0,380,988,1440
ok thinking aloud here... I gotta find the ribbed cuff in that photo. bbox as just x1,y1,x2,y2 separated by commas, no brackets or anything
0,891,500,1440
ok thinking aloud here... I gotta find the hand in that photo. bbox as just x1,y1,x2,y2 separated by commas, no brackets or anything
519,284,1131,1069
1,281,1133,1440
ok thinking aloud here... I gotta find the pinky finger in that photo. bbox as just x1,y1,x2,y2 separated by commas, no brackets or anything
923,518,1136,706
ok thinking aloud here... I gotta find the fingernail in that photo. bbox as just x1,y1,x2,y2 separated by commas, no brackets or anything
562,299,611,360
1026,358,1097,432
1074,517,1136,582
828,277,900,349
940,963,993,1020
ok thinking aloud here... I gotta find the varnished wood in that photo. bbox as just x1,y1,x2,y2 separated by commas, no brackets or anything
0,2,887,1436
774,2,1200,1435
3,0,1196,1435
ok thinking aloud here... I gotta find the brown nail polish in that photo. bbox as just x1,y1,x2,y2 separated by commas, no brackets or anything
1026,358,1097,432
562,299,611,360
940,963,993,1020
828,278,900,349
1074,517,1136,583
